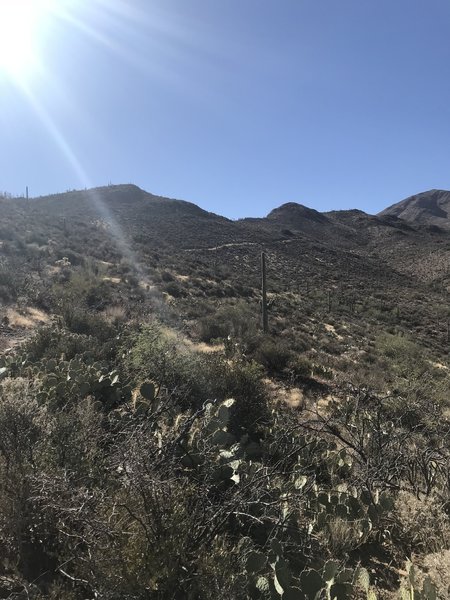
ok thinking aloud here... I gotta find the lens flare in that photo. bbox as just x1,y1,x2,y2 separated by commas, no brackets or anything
0,0,53,77
0,0,166,289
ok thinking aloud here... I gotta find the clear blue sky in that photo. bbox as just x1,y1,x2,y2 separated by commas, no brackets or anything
1,0,450,218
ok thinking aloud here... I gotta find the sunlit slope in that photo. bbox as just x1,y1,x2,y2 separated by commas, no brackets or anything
379,189,450,230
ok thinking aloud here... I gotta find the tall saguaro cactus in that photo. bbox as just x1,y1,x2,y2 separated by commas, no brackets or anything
261,251,269,333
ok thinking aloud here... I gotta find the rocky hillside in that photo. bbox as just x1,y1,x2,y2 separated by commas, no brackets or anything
0,183,448,380
379,188,450,230
0,184,449,599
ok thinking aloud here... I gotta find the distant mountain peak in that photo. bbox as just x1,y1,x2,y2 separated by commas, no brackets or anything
267,202,329,224
379,189,450,229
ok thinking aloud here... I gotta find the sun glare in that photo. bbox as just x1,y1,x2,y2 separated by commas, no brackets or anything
0,0,54,77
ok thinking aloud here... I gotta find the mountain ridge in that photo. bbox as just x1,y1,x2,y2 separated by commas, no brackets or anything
24,184,450,231
378,188,450,230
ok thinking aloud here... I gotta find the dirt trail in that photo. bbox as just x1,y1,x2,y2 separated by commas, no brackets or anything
182,236,307,253
183,241,260,252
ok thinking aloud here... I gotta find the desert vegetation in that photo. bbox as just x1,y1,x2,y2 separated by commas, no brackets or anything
0,317,449,599
0,186,448,598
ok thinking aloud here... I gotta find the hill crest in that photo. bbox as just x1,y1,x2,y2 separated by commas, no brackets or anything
378,189,450,229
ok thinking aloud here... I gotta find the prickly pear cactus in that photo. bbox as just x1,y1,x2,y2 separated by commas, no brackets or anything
399,562,437,600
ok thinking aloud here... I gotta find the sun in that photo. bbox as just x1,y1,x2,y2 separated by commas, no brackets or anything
0,0,54,78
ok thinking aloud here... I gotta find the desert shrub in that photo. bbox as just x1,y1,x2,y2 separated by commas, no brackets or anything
413,550,450,599
125,273,140,288
21,325,105,364
103,304,127,325
0,378,57,579
376,332,426,379
201,354,268,435
320,337,343,355
0,226,17,241
85,281,111,309
233,282,253,297
116,260,132,274
126,324,201,405
164,280,185,297
0,328,446,599
59,308,116,341
0,390,107,583
291,332,311,353
253,337,293,376
0,284,13,302
0,378,46,473
321,517,363,555
29,424,248,599
0,265,20,300
160,269,174,282
51,266,113,313
49,397,106,480
287,355,314,381
393,492,450,555
197,314,228,341
58,248,84,266
25,231,47,246
127,323,268,434
197,301,257,343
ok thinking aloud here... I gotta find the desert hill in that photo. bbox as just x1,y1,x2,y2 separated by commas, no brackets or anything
0,183,448,361
0,182,449,362
379,188,450,230
0,184,450,598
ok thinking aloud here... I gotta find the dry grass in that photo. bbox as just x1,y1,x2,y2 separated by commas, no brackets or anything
315,394,334,414
324,323,344,340
430,361,449,371
187,340,224,354
6,307,49,328
27,307,50,323
265,378,305,409
102,305,127,324
139,280,157,291
159,326,224,355
284,388,304,408
323,517,362,555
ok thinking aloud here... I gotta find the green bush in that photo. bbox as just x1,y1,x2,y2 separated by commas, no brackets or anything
197,301,257,343
287,355,314,381
127,323,268,434
20,324,110,364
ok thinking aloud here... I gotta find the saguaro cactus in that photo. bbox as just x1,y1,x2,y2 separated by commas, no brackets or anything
261,251,268,333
